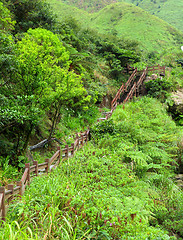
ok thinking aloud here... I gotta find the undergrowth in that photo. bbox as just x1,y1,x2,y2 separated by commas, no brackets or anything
1,97,183,239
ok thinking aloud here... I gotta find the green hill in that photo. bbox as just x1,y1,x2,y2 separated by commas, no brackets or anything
87,3,183,52
124,0,183,33
47,0,183,32
47,1,183,53
50,0,116,12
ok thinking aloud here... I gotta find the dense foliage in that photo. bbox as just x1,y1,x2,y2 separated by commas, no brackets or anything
0,26,90,164
2,0,56,34
0,0,143,167
1,0,183,239
1,98,183,239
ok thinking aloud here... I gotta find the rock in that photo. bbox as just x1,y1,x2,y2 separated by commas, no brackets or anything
170,89,183,114
151,74,158,80
172,89,183,106
145,73,162,83
175,174,183,180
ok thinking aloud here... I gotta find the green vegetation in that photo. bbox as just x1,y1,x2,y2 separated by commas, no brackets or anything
124,0,183,33
49,0,183,33
2,98,183,239
46,1,183,53
0,0,140,168
1,0,56,34
1,0,183,238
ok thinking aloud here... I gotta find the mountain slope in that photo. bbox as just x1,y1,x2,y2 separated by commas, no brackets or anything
87,3,183,52
124,0,183,32
47,0,183,32
47,1,183,53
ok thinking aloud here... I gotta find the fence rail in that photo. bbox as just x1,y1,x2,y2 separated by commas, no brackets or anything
0,65,165,222
111,64,165,112
0,130,89,222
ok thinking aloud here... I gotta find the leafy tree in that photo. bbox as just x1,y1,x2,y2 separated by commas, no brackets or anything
2,0,56,34
0,1,16,83
0,1,15,31
0,28,90,162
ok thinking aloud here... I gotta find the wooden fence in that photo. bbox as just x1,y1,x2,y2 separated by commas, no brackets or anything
0,64,166,222
0,130,89,222
126,64,165,76
111,65,165,112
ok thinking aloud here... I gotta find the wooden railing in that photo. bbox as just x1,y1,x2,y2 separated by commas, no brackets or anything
0,64,166,221
126,64,165,76
0,130,89,222
124,82,137,103
147,65,165,75
111,65,165,111
111,68,137,110
125,68,137,91
111,84,125,110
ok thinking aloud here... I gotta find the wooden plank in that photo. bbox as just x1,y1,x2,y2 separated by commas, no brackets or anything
25,163,30,186
21,168,28,184
124,82,136,103
7,185,14,203
125,69,137,91
33,161,38,176
5,190,12,201
0,187,5,221
62,148,67,154
65,145,69,158
22,184,26,195
50,150,59,165
38,162,48,170
74,139,78,148
0,194,3,207
45,158,50,173
30,166,36,173
17,181,23,196
13,186,20,195
68,146,73,151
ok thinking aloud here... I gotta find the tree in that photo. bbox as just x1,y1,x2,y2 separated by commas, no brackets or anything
2,0,56,34
0,28,90,162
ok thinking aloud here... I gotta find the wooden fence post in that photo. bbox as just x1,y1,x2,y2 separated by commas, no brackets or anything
33,160,38,176
76,133,79,149
25,163,30,186
81,134,84,147
7,184,14,204
57,146,61,163
45,158,50,173
0,187,5,222
65,145,69,158
17,181,23,196
71,143,74,156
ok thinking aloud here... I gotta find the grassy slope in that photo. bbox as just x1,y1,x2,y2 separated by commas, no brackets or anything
2,97,183,239
88,3,183,52
124,0,183,32
48,0,183,33
47,0,90,22
47,1,183,53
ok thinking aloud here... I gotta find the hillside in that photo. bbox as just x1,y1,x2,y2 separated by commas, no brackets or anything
124,0,183,33
2,97,183,239
48,0,183,32
1,1,183,239
46,1,183,53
